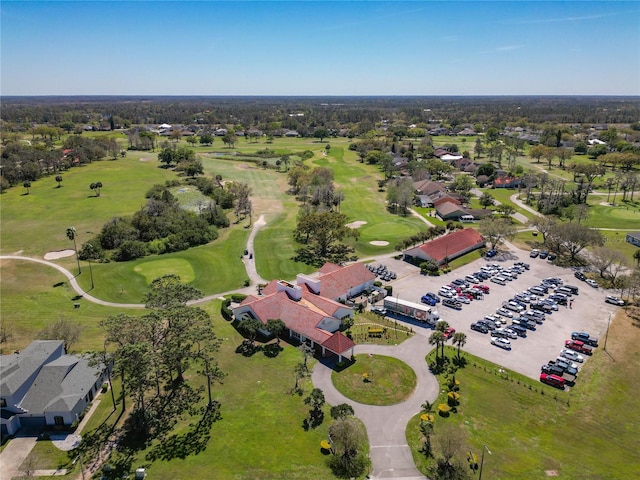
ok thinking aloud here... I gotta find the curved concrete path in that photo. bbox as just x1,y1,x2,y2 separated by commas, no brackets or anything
313,333,438,479
1,213,437,479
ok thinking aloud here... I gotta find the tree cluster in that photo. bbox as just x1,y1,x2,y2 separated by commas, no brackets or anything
81,187,219,262
100,275,223,440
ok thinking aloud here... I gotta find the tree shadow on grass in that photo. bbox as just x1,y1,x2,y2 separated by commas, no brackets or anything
145,402,221,462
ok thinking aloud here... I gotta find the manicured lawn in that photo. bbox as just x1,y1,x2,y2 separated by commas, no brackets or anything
0,259,142,353
349,312,415,346
332,354,416,405
408,308,640,479
98,302,336,479
583,202,640,229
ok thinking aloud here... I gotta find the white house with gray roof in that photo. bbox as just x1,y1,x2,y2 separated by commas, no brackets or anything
1,340,106,436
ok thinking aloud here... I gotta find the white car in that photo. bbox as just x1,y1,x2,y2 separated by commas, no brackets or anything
605,295,624,306
496,307,513,318
491,337,512,350
560,349,584,363
438,288,455,298
585,279,599,288
490,276,506,285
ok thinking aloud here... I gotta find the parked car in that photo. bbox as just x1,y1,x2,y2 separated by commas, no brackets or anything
540,373,565,388
515,261,530,270
455,295,471,304
473,284,490,293
571,331,599,347
539,250,548,259
605,295,625,306
565,339,593,355
529,249,540,258
424,292,440,303
421,295,437,306
443,327,456,339
442,298,462,310
508,325,527,337
490,276,506,285
438,288,455,298
496,307,514,318
371,306,387,316
585,279,599,288
470,322,489,334
485,249,498,258
495,327,517,339
541,364,564,376
574,271,586,281
491,337,512,350
560,348,584,363
547,253,557,261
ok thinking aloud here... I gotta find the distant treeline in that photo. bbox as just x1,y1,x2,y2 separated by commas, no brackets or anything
1,95,639,129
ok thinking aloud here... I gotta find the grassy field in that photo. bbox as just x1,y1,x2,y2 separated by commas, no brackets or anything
332,354,417,405
408,307,640,479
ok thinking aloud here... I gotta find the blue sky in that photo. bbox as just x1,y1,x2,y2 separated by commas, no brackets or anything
1,1,639,95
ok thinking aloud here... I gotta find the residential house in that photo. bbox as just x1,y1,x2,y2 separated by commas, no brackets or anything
404,228,485,265
493,176,522,189
1,341,107,436
626,232,640,248
232,263,376,361
435,201,469,221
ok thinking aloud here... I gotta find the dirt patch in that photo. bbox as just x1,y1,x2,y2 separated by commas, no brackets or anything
44,249,75,260
346,220,367,229
139,157,152,162
370,240,389,246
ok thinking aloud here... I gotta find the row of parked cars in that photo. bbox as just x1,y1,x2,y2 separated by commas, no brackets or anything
540,331,599,389
470,274,582,351
529,249,557,261
366,263,397,282
428,278,491,310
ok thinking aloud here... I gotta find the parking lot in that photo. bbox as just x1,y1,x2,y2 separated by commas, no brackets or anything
372,244,621,380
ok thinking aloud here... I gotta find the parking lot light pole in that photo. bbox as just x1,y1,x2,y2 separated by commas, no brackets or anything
478,444,492,480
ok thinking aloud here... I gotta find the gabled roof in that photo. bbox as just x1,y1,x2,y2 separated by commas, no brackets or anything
0,341,63,397
436,201,467,217
315,263,376,300
414,179,446,196
406,228,485,264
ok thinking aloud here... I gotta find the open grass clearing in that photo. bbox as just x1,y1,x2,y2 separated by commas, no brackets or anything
408,309,640,479
332,354,416,405
0,259,142,353
583,201,640,229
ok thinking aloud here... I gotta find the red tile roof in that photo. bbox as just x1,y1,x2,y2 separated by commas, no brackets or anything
321,332,356,356
406,228,485,264
316,262,376,299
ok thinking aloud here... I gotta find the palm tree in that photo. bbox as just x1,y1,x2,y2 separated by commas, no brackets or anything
421,400,435,414
452,332,467,358
428,331,445,361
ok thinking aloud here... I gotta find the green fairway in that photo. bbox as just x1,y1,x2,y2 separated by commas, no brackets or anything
408,310,640,479
332,354,417,405
584,202,640,229
133,258,196,284
0,259,141,354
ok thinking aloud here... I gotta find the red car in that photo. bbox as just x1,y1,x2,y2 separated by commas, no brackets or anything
473,284,490,293
565,339,593,355
443,327,456,339
540,373,565,388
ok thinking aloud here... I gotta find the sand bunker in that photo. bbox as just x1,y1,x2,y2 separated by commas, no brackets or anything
44,249,75,260
370,241,389,246
346,220,367,229
139,157,152,162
